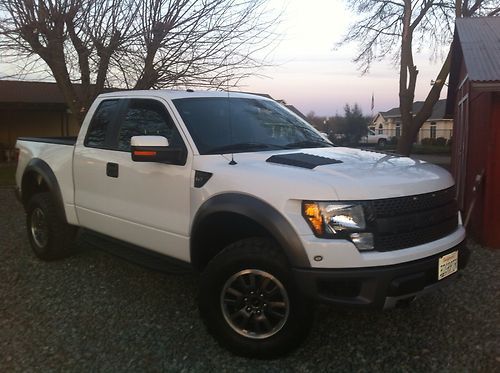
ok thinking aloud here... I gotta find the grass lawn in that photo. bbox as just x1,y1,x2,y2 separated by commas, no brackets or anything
0,164,16,186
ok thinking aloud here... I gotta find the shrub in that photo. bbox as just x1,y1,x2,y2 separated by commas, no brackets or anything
435,137,447,146
421,138,434,146
388,136,398,145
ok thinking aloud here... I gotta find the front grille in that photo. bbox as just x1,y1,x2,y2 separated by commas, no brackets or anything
360,187,458,251
370,186,456,217
374,216,458,251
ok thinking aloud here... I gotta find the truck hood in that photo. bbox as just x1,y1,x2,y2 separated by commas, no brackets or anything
194,147,454,201
298,147,453,199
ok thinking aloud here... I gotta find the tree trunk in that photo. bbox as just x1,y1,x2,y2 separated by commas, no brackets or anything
396,0,417,156
396,48,452,155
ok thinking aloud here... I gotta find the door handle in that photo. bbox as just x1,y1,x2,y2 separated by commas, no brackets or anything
106,162,119,178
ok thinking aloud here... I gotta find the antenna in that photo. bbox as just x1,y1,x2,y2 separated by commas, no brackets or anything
225,56,237,165
228,90,237,165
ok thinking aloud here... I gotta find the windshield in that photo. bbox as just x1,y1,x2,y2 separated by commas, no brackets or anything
172,97,333,154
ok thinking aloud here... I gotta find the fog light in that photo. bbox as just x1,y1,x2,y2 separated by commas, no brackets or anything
350,233,374,251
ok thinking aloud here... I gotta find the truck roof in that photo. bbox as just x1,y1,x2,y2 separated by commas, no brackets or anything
98,89,273,101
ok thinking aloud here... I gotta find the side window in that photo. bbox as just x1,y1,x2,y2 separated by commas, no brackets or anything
116,99,183,152
85,100,120,148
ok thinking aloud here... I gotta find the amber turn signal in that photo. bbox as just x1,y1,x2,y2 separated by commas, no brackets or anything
303,202,323,235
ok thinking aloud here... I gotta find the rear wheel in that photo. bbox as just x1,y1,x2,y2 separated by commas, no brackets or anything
26,193,77,260
377,138,387,147
198,238,314,358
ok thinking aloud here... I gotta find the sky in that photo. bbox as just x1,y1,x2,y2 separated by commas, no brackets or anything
0,0,450,118
238,0,449,117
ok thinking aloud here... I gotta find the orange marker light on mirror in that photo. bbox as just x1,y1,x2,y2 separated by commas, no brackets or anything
303,202,323,235
134,150,157,156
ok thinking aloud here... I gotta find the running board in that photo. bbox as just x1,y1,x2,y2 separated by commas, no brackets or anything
77,229,194,275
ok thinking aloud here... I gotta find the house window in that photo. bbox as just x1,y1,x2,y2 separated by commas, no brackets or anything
396,122,401,137
378,124,383,134
430,122,436,139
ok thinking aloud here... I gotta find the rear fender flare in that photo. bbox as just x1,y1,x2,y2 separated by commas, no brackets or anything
21,158,67,222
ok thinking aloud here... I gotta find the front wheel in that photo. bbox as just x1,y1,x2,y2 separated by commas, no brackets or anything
377,138,387,147
26,193,77,260
198,238,314,358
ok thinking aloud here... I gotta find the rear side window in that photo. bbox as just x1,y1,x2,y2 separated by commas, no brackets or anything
85,100,120,148
116,99,184,152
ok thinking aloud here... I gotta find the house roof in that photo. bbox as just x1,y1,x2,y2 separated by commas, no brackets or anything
0,80,309,119
285,104,308,120
0,80,280,103
0,79,67,105
238,91,274,100
237,91,307,119
380,99,447,120
455,17,500,83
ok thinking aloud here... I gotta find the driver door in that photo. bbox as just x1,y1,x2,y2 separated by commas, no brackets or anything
74,98,192,262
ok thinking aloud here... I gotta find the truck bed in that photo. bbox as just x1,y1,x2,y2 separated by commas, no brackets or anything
16,137,77,222
17,136,77,146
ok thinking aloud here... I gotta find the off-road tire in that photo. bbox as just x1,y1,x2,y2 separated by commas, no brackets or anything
26,192,77,260
198,237,314,358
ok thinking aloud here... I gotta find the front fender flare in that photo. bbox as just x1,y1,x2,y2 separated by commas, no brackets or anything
191,193,310,268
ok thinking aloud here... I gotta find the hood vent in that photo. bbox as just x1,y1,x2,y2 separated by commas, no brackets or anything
266,153,342,169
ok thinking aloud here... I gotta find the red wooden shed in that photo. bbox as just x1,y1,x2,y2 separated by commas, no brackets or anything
446,17,500,249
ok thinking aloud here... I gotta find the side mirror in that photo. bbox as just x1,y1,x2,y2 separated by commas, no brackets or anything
131,135,186,165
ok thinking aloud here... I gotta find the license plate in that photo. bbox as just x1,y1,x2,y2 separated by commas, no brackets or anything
438,251,458,280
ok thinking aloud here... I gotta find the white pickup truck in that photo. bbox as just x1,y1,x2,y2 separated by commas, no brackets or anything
15,90,468,358
360,130,390,146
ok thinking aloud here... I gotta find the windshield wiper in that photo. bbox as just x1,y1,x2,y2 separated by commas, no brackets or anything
285,140,334,149
207,142,286,154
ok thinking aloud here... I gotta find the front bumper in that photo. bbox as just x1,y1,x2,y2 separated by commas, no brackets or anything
292,240,469,309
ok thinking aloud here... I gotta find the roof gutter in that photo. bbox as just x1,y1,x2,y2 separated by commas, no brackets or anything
471,82,500,91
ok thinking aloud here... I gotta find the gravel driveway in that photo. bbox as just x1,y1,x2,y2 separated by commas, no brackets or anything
1,188,499,372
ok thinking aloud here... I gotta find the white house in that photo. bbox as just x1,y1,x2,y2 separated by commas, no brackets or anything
371,99,453,143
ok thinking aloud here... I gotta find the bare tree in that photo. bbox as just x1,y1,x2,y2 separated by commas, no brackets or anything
0,0,278,123
340,0,499,155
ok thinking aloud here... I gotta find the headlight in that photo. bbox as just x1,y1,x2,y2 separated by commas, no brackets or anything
302,201,374,250
302,202,366,235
